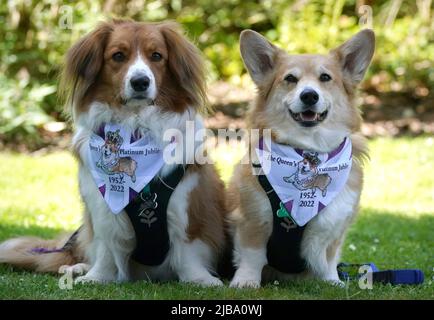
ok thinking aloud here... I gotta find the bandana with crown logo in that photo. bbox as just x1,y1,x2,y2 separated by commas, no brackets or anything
85,123,176,214
255,138,352,226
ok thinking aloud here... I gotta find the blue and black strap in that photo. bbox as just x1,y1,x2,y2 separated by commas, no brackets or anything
337,262,425,285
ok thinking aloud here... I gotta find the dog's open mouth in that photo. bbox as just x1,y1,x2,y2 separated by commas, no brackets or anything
289,109,328,127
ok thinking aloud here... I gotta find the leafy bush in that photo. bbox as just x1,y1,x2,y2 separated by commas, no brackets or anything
0,0,433,144
0,75,55,143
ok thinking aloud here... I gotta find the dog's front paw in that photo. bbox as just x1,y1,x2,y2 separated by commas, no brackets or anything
230,274,261,288
183,275,224,287
58,263,90,276
230,279,261,288
230,267,262,288
326,278,345,288
74,275,107,285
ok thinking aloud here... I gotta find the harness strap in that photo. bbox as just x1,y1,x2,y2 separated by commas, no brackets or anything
30,227,81,254
253,163,307,274
125,165,187,266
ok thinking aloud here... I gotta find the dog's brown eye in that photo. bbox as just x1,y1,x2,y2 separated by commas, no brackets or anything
112,52,125,62
285,74,298,83
319,73,332,82
151,52,162,62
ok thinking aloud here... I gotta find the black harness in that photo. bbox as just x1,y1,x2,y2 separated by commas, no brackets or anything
253,163,308,274
124,165,186,266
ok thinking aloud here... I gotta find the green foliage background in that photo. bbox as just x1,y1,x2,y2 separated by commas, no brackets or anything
0,0,433,143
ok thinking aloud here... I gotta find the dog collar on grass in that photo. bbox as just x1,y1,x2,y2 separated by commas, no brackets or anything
255,137,352,226
86,123,177,214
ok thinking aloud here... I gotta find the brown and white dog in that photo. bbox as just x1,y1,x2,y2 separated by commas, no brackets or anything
228,29,375,287
0,20,228,286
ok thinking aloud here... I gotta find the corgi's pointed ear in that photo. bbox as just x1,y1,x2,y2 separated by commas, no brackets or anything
240,30,278,84
331,29,375,84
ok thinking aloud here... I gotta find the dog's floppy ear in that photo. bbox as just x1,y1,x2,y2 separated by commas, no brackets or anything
60,22,113,113
331,29,375,85
240,30,278,84
160,22,207,111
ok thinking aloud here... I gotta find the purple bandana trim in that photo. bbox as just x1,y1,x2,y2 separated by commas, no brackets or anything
129,187,139,203
327,138,347,161
259,138,264,150
259,137,348,159
294,148,304,157
96,125,105,140
284,200,294,213
99,185,106,197
130,129,142,144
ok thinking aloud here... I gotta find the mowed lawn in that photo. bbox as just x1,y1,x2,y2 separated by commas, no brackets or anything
0,137,433,299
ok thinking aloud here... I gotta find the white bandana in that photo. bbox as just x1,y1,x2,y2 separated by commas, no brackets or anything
256,138,352,226
86,123,176,214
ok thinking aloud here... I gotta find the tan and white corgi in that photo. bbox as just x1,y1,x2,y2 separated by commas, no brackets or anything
228,29,375,288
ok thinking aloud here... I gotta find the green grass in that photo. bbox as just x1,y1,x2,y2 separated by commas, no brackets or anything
0,137,433,299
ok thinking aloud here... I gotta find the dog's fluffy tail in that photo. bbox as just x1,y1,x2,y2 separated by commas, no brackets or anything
0,231,84,273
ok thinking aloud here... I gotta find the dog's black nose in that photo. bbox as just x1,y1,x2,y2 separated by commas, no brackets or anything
130,75,150,92
300,89,319,106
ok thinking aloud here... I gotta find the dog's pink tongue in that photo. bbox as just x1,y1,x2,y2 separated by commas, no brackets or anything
300,111,317,121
